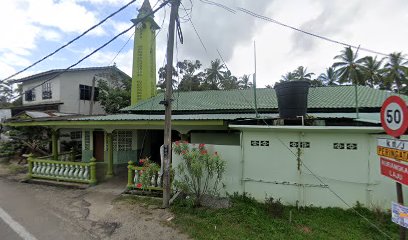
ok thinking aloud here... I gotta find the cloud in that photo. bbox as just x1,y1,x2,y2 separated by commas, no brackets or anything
172,0,273,64
82,48,133,75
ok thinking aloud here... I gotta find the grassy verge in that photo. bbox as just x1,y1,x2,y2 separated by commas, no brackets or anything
114,195,162,207
170,194,398,240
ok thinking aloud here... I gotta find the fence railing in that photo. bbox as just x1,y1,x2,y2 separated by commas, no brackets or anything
27,154,96,185
127,161,163,191
35,150,80,161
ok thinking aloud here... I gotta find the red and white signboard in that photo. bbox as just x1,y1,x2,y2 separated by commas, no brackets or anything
381,96,408,138
380,157,408,185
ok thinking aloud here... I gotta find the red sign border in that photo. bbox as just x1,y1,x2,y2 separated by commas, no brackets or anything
380,157,408,186
380,96,408,138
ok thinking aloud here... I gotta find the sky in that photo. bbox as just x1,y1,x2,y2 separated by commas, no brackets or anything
1,0,408,88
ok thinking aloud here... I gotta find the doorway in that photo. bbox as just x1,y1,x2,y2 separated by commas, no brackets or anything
93,131,105,162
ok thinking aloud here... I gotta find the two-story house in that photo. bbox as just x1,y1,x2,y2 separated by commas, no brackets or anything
11,66,130,116
10,66,130,152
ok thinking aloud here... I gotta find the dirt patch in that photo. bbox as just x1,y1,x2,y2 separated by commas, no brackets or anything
298,225,312,234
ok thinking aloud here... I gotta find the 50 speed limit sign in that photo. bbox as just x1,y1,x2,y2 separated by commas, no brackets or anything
381,96,408,137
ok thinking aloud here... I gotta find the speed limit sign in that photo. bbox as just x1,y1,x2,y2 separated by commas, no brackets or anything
380,96,408,137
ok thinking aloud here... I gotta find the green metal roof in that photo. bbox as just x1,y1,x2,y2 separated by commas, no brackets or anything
122,85,408,113
71,112,380,122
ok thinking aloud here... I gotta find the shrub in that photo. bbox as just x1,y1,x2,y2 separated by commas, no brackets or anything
138,157,161,189
265,197,284,218
173,141,226,206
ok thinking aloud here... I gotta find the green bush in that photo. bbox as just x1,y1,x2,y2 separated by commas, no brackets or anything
173,141,226,206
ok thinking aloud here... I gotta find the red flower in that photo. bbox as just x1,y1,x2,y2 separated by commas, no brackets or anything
175,141,180,145
181,150,187,155
199,143,205,149
214,151,218,156
139,159,145,164
200,150,208,155
136,183,142,188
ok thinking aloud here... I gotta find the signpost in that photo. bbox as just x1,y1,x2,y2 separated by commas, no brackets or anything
378,95,408,240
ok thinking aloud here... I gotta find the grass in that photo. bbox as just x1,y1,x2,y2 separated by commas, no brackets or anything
170,194,399,240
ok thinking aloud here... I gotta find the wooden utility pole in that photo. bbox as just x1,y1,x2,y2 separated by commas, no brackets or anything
162,0,180,208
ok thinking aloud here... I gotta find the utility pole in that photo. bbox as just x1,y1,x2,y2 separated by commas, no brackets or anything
162,0,180,208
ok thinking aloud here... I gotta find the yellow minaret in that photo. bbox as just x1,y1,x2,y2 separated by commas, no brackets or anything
131,0,160,105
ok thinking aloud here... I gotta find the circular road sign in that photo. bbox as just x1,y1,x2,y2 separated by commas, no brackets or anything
381,95,408,137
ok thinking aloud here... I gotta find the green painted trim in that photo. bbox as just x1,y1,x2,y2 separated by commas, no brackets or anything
5,120,224,127
31,174,90,184
30,158,91,166
106,133,113,177
51,130,58,160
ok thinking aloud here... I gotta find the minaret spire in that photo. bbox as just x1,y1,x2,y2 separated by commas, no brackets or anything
130,0,160,105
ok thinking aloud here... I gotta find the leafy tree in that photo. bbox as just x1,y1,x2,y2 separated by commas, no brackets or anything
332,47,365,85
157,66,179,91
238,74,253,89
0,81,13,107
384,52,408,93
176,60,203,91
318,67,338,86
204,59,225,90
97,70,132,114
220,70,239,90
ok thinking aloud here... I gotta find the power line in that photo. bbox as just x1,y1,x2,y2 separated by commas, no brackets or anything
197,0,403,60
12,0,171,101
1,0,139,84
109,30,135,66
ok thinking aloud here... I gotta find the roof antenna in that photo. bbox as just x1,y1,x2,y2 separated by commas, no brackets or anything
254,41,259,119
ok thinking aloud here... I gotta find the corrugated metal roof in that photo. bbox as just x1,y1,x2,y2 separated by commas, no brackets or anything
71,112,380,122
122,85,407,113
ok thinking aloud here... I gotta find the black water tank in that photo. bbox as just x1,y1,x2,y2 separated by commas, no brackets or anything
274,80,310,119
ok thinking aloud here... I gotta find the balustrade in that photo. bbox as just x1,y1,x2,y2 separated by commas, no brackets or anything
27,154,96,185
127,161,163,191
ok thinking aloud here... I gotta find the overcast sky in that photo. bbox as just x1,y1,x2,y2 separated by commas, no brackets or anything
1,0,408,88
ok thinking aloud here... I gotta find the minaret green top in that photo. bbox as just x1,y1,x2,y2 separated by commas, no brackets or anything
131,0,160,105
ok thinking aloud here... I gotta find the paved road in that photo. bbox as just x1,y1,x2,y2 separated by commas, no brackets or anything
0,178,95,240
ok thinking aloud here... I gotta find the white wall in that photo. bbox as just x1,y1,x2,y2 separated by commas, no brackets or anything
22,78,61,106
58,70,105,115
173,130,408,210
21,70,108,115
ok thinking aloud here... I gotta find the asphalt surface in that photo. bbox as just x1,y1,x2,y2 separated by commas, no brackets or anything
0,178,94,240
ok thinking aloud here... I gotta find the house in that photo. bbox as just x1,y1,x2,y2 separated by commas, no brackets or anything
11,66,130,116
3,0,407,210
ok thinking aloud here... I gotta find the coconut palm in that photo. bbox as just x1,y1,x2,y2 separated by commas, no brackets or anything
360,56,384,88
204,59,225,90
220,70,239,90
177,60,203,91
332,47,365,85
294,66,314,81
280,71,296,82
384,52,408,93
318,67,338,86
238,74,253,89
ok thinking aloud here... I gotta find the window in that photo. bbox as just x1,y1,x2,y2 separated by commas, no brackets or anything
79,84,99,101
42,82,52,99
25,90,36,101
113,130,133,151
70,131,82,140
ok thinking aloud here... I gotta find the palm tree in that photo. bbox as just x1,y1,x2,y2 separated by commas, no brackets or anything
318,67,338,86
238,74,252,89
177,60,203,91
384,52,408,93
280,71,296,82
294,66,314,81
332,47,365,85
220,70,239,90
360,56,384,88
204,59,225,90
